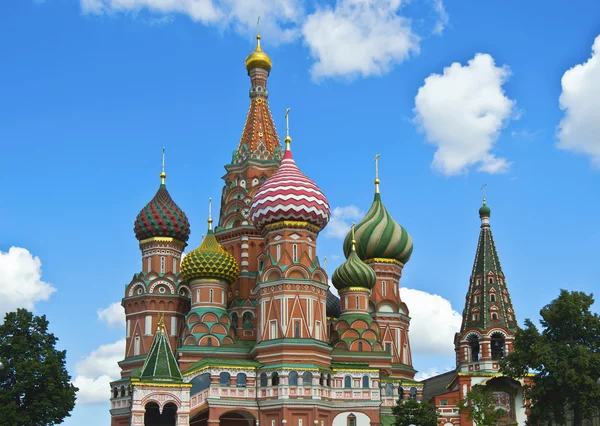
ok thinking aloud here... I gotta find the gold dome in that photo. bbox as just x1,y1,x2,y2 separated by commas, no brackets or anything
245,35,272,73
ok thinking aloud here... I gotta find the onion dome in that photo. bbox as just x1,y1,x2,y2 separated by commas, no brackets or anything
343,180,412,264
479,198,491,217
326,289,341,318
180,219,240,284
134,170,190,243
332,237,377,291
245,35,272,73
250,132,330,232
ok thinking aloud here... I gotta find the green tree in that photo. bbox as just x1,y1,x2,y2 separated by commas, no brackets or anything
0,309,78,426
500,290,600,426
458,385,506,426
392,398,438,426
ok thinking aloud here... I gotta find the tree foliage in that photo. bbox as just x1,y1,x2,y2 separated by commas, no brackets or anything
0,309,78,426
392,398,439,426
500,290,600,426
458,385,506,426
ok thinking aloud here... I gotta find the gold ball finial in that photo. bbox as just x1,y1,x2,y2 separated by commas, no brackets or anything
160,171,166,185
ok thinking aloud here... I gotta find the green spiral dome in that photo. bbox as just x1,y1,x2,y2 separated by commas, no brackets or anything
343,192,413,264
180,225,240,284
332,242,377,291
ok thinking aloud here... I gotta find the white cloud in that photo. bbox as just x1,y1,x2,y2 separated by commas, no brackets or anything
0,247,56,318
414,53,516,176
73,339,125,404
80,0,446,78
302,0,419,79
81,0,303,42
557,35,600,166
401,288,461,356
325,205,364,239
431,0,448,35
97,302,125,329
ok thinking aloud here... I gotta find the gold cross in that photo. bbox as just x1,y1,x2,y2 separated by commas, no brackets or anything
208,197,213,230
285,108,291,138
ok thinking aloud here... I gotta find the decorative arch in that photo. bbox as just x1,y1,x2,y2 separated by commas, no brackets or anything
149,280,175,294
128,283,146,297
378,303,396,313
140,391,183,410
262,268,282,282
284,265,310,279
312,271,326,283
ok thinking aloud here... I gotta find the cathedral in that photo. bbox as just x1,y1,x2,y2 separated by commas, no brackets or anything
109,35,527,426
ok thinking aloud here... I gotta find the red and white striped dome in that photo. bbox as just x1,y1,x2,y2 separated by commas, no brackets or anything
250,148,330,232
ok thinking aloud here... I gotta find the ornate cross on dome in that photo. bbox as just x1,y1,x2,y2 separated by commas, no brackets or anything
481,183,487,204
160,147,167,185
373,153,381,193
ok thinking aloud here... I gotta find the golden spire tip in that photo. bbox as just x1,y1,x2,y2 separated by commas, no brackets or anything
351,222,357,251
157,312,165,332
373,154,381,194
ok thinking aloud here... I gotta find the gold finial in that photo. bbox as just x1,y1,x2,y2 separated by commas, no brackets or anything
284,108,292,150
160,147,167,185
208,197,213,231
351,222,357,251
373,154,380,193
481,184,487,204
157,313,165,332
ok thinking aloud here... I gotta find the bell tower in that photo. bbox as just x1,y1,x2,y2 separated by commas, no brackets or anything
215,34,282,341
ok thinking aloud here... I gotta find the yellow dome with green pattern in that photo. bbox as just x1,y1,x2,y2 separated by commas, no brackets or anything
181,221,240,284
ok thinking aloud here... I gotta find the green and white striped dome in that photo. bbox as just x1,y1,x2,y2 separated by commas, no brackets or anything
332,241,377,291
343,191,413,264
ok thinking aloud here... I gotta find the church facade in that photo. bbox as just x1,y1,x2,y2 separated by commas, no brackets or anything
109,36,527,426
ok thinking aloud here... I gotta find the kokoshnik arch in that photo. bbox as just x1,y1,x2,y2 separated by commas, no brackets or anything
109,35,528,426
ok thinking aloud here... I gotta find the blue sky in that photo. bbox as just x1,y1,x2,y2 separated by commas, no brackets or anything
1,0,599,424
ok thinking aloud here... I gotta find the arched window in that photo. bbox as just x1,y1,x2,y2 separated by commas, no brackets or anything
399,387,404,399
276,245,281,261
303,371,313,386
219,372,230,386
207,337,213,347
409,387,417,400
382,280,386,297
356,296,359,309
490,294,496,302
243,312,253,329
491,332,506,360
358,342,363,352
260,373,268,387
160,256,165,273
474,296,479,304
344,375,352,388
492,312,499,320
347,414,357,426
210,289,214,303
308,246,312,259
319,373,325,386
172,258,177,273
327,374,332,387
468,335,480,362
289,371,298,386
112,387,118,399
362,375,369,388
147,257,152,272
231,312,238,333
489,277,494,284
292,244,298,262
120,386,126,397
385,383,393,396
271,372,280,386
294,321,301,338
236,373,247,387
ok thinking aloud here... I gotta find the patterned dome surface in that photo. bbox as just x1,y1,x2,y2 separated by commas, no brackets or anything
332,243,377,291
180,228,240,284
134,183,190,243
479,200,491,217
326,289,341,318
343,192,413,264
250,149,330,232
